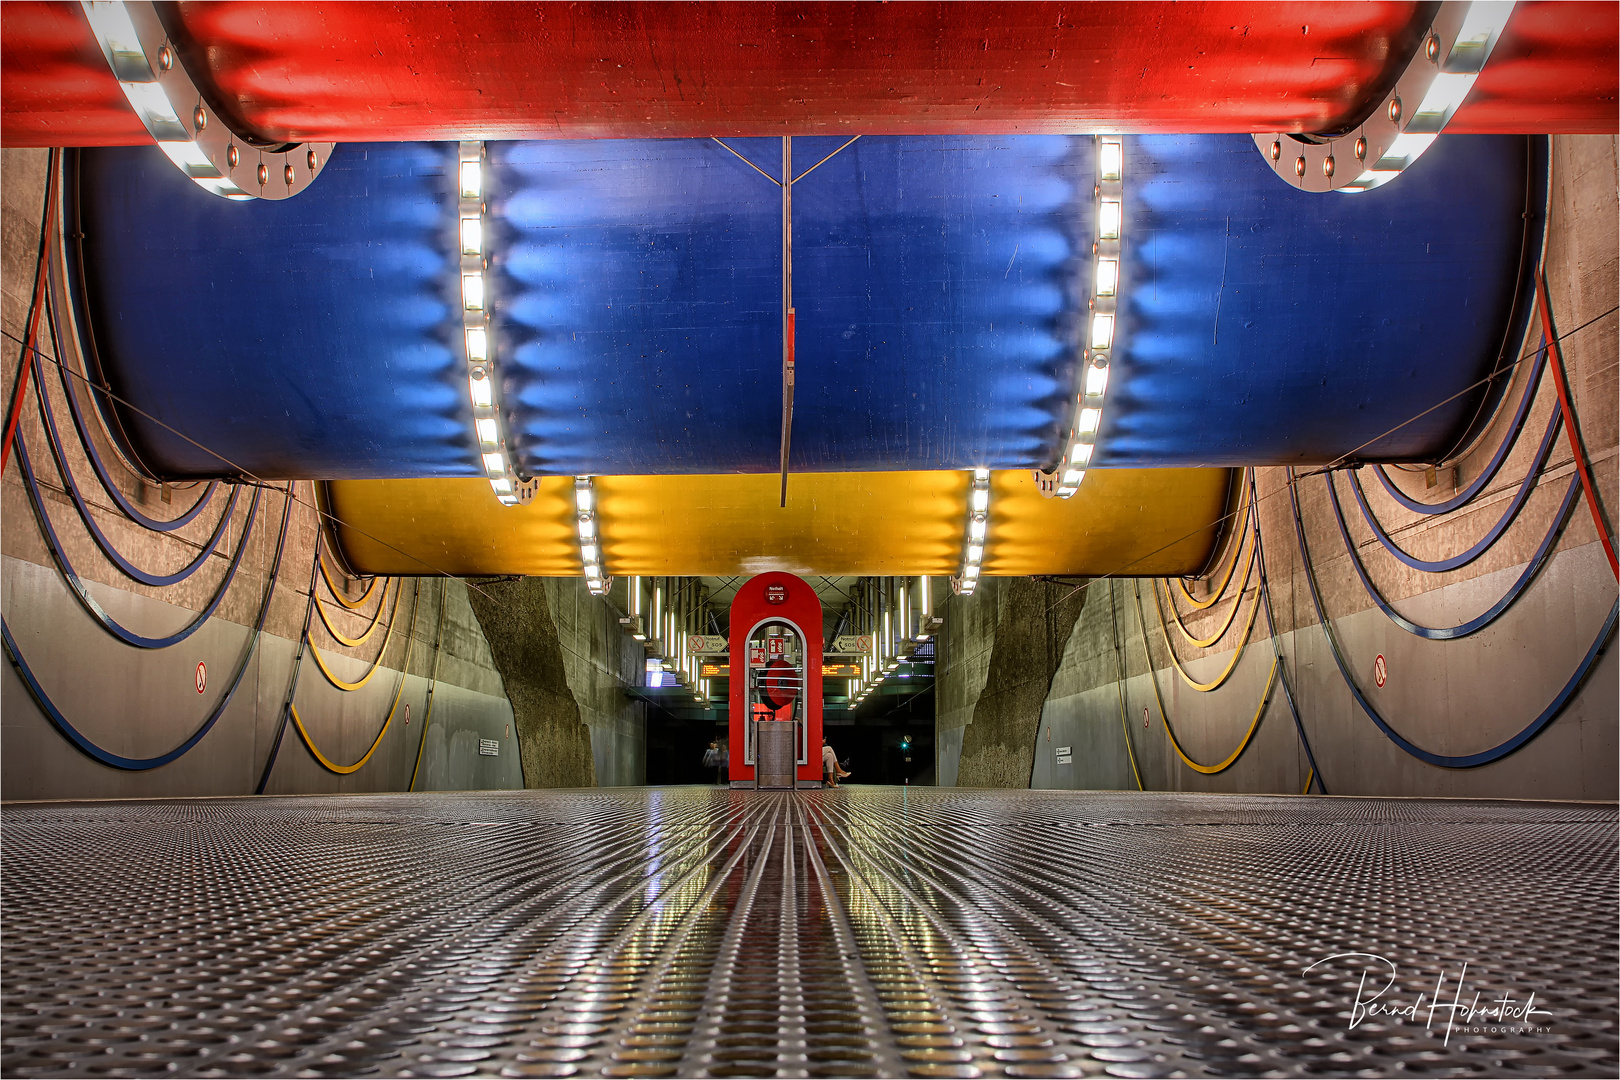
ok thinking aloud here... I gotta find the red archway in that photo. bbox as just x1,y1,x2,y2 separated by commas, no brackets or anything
728,572,823,788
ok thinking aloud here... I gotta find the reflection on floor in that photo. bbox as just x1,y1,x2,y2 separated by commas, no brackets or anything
3,788,1615,1078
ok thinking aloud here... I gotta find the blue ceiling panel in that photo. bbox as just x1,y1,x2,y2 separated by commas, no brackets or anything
77,143,476,480
1097,134,1537,467
494,136,1088,475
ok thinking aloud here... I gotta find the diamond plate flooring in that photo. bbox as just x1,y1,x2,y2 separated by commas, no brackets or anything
3,788,1616,1078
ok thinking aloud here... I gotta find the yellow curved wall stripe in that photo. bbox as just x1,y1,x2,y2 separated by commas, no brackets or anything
327,468,1228,579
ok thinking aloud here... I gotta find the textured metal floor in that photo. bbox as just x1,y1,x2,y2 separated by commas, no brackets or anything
3,788,1616,1079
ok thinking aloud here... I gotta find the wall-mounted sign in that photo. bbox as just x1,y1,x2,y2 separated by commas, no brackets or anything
687,634,728,655
479,739,500,757
765,583,788,605
831,635,872,655
1055,744,1073,766
749,646,768,668
194,661,207,694
1373,654,1388,687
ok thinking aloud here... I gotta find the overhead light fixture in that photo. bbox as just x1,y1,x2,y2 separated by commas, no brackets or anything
574,476,610,595
455,141,534,507
1040,135,1126,501
954,469,992,596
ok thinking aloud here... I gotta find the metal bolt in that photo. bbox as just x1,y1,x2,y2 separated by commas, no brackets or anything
284,163,295,186
1355,137,1367,162
1388,96,1402,124
193,106,206,133
1270,140,1282,162
1426,33,1440,62
157,45,173,71
227,144,239,168
257,162,268,186
306,149,318,172
1323,155,1336,178
1294,155,1306,178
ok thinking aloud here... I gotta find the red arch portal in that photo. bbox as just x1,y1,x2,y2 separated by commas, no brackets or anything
728,573,823,789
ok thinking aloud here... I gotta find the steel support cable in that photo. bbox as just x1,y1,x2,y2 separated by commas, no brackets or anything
1372,332,1548,516
13,433,262,649
31,347,242,587
1,149,57,475
1332,466,1581,640
313,576,391,648
1108,581,1144,790
1535,270,1619,578
1163,517,1258,647
1175,479,1252,609
409,580,449,792
1290,466,1617,768
318,549,381,611
1246,469,1327,794
1151,567,1264,693
1346,397,1565,574
43,288,219,533
288,582,420,775
1,482,296,770
307,577,405,692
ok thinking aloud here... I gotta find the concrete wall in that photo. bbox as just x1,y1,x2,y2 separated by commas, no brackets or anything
992,135,1619,801
464,577,646,789
2,147,521,800
935,577,1087,788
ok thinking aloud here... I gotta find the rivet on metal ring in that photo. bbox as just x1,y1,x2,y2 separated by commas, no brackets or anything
307,149,318,172
1294,156,1307,178
226,144,239,168
1355,137,1367,162
1388,96,1402,124
257,162,268,186
284,163,295,186
1426,33,1441,62
157,45,173,71
193,105,206,133
1323,155,1335,178
1270,140,1282,162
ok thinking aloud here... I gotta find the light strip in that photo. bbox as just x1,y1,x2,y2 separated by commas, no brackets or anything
575,476,611,595
953,468,991,596
80,1,332,201
1038,134,1123,500
457,141,535,507
1253,1,1514,194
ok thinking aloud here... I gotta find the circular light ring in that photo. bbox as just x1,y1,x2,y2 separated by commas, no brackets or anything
1036,134,1122,499
1251,1,1514,194
457,141,538,508
80,0,333,201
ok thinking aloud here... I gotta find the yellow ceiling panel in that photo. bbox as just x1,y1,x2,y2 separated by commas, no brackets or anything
987,468,1230,578
326,468,1230,579
326,477,579,577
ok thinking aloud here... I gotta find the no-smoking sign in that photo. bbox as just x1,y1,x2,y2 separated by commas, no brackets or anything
1373,654,1387,688
195,661,207,694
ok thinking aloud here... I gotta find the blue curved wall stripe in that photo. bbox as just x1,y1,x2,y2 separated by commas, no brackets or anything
77,135,1532,480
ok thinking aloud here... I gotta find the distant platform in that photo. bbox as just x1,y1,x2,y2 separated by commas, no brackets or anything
3,788,1615,1077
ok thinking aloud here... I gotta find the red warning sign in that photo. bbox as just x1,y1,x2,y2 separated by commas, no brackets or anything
764,583,788,605
195,661,207,694
1373,654,1387,688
